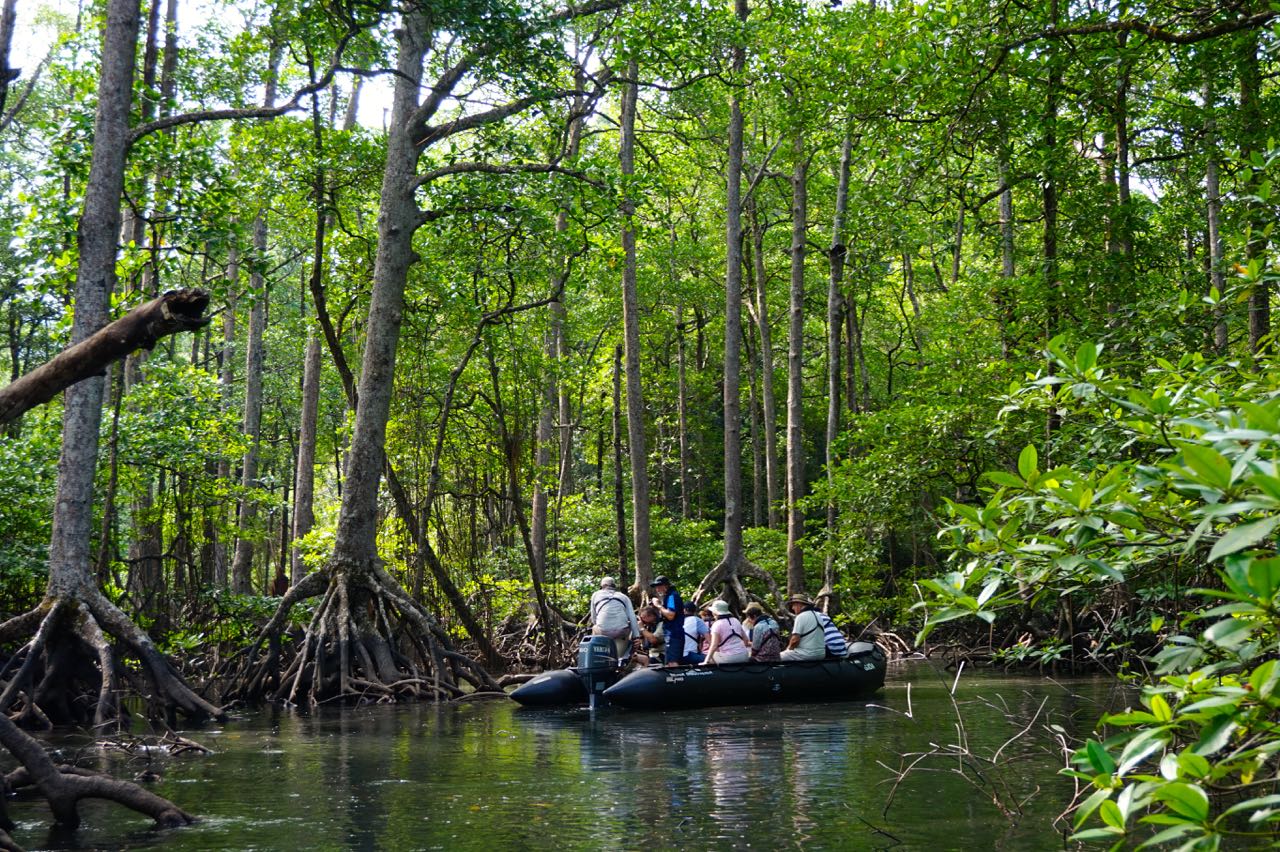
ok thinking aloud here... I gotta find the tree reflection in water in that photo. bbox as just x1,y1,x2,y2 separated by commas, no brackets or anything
15,664,1117,851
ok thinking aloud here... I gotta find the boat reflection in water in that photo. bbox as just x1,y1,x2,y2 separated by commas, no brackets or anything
514,699,872,846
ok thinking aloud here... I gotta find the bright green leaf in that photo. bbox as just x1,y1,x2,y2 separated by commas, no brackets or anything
1155,783,1208,823
1086,740,1116,776
1018,444,1038,481
1181,444,1233,491
1208,516,1280,561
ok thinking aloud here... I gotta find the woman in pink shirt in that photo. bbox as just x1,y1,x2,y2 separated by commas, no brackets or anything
702,600,750,665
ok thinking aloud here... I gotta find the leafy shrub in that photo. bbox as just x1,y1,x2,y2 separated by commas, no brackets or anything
0,420,59,617
918,337,1280,845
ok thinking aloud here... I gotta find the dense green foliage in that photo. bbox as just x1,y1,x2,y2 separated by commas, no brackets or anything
3,0,1280,842
919,338,1280,846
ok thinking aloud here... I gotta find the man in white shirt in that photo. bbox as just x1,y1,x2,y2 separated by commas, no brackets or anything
681,601,709,664
589,577,639,661
780,594,827,661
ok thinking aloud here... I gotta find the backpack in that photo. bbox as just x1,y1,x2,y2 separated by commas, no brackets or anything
592,595,632,640
754,623,781,662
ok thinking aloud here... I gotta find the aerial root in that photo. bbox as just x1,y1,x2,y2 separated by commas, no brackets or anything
235,561,500,707
694,557,781,612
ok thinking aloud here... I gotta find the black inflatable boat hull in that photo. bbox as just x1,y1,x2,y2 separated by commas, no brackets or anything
510,668,591,707
602,651,886,710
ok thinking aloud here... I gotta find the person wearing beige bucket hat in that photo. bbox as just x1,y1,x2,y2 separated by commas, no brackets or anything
702,600,750,665
781,593,847,660
743,601,781,662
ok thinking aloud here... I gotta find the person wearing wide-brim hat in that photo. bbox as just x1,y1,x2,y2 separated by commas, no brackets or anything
780,593,826,661
647,575,685,667
743,601,781,662
702,600,750,665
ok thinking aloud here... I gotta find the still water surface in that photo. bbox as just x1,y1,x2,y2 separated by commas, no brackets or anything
10,662,1127,850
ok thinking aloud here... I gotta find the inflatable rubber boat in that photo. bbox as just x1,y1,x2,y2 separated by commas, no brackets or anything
510,635,886,710
509,636,623,709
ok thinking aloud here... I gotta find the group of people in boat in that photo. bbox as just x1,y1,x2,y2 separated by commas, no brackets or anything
587,575,848,668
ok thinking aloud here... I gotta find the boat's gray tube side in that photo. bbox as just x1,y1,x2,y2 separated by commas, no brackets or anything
602,651,886,710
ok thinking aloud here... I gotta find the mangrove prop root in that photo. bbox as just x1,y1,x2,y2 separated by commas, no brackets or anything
0,609,46,648
490,602,580,669
9,693,50,732
86,590,223,721
73,605,120,729
0,592,222,729
0,602,65,715
236,559,501,706
694,557,780,612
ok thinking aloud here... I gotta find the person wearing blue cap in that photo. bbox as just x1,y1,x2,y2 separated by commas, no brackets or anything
648,575,684,667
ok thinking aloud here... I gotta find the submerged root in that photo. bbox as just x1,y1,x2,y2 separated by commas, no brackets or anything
0,711,193,834
232,559,501,708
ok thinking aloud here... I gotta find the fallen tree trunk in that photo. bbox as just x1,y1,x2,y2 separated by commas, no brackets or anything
0,288,210,425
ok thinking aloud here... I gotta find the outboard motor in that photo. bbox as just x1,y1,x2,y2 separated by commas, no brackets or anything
576,635,617,710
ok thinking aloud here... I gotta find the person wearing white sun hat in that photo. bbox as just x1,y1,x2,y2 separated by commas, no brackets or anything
701,600,750,665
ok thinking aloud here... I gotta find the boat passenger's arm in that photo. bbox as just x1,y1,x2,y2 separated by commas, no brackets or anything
704,628,721,664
